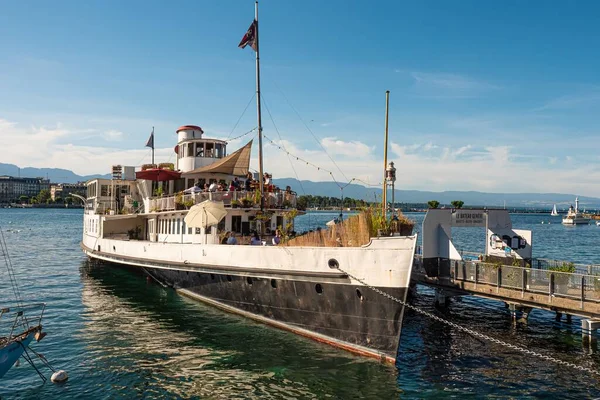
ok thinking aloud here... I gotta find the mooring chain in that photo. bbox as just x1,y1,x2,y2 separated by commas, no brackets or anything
336,267,600,377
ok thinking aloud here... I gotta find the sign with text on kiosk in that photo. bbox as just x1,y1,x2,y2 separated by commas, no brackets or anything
451,210,486,227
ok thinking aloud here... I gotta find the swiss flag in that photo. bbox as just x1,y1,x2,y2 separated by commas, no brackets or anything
238,20,257,51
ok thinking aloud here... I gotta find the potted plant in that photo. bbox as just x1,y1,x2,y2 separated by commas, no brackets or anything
158,162,174,171
175,192,184,210
231,199,240,208
184,199,195,209
240,198,253,208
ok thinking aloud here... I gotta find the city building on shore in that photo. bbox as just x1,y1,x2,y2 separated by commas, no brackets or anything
50,183,87,202
0,176,50,204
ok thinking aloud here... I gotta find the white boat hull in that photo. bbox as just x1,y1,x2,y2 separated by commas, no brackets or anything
82,230,416,362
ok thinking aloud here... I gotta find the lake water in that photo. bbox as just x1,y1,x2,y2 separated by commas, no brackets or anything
0,209,599,399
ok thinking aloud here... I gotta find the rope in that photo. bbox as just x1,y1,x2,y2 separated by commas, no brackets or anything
335,266,600,377
270,79,350,182
260,95,307,197
226,93,256,140
262,133,383,190
0,225,23,308
227,127,257,143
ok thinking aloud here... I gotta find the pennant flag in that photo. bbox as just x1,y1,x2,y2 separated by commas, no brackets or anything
145,131,154,149
238,20,257,51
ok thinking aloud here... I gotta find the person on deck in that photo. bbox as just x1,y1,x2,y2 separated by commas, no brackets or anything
245,172,253,192
209,181,218,192
250,231,262,245
227,232,238,245
272,229,282,245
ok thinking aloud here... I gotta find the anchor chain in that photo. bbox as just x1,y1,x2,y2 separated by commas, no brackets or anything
337,267,600,377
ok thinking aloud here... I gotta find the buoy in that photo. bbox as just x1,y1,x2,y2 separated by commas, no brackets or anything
51,370,68,383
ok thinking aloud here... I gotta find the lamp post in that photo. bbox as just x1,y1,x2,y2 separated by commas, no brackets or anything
386,161,396,216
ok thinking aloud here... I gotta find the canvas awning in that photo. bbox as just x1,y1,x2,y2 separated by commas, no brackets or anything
135,168,181,181
183,140,253,176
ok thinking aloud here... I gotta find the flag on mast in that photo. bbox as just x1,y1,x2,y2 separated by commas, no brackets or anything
238,20,257,51
145,129,154,149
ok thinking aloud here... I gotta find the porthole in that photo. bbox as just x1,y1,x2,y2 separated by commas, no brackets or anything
328,258,339,269
271,279,277,288
227,275,232,282
315,283,323,294
356,288,363,301
247,277,253,285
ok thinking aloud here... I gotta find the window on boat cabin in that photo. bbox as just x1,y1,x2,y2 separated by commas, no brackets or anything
195,227,201,234
168,219,172,235
176,218,180,234
101,185,109,197
215,143,223,158
231,215,242,233
206,226,212,234
276,216,284,231
205,142,214,158
195,142,204,157
188,225,192,234
209,178,217,185
197,178,206,188
184,142,191,158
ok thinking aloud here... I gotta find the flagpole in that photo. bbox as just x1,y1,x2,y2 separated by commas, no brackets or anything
254,0,265,212
151,126,155,165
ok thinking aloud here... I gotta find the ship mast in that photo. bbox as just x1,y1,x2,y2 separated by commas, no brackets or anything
254,0,264,211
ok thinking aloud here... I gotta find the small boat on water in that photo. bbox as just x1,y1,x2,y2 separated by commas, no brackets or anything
562,197,589,225
0,226,47,380
550,204,559,216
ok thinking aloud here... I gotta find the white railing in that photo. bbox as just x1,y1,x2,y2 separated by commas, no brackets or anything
148,190,297,213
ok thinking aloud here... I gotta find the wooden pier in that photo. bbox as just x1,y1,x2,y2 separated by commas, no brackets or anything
411,255,600,343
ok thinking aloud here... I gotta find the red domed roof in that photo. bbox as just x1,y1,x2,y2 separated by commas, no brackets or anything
176,125,203,133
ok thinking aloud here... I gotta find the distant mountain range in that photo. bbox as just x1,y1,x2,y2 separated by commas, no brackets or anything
0,163,110,183
1,163,598,208
273,178,600,209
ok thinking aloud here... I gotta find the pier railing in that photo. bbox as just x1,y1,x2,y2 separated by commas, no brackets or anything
457,250,600,276
413,256,600,303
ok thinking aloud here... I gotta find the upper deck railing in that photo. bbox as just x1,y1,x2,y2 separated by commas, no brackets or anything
148,190,297,213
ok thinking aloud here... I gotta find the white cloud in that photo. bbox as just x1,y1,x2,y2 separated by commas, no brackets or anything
405,71,500,98
320,137,375,157
104,129,124,141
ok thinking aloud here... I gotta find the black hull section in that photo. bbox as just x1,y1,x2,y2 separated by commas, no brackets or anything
144,267,407,361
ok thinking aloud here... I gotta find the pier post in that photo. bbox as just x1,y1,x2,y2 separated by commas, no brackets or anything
434,288,450,307
582,319,599,354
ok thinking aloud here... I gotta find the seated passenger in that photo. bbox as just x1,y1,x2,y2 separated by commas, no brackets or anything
209,181,218,192
250,231,262,245
272,229,282,245
227,232,238,245
221,231,230,244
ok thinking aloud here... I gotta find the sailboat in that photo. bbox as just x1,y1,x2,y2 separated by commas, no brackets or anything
79,1,416,363
0,225,46,379
550,204,559,216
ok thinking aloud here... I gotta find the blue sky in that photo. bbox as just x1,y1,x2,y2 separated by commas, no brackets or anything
1,0,599,196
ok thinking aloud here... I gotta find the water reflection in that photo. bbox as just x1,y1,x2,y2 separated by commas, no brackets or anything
78,261,401,399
